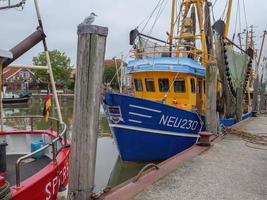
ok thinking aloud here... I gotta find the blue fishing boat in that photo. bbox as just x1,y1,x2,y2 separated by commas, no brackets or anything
104,0,252,161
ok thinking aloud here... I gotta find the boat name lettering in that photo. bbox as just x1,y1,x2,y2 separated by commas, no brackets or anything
45,163,69,200
159,115,198,130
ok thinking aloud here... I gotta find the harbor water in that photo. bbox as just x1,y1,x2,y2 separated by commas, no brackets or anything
2,96,153,192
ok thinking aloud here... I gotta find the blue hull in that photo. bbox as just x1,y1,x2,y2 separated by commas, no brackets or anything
104,93,204,161
104,93,251,161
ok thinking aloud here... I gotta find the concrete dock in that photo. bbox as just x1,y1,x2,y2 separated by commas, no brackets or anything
132,115,267,200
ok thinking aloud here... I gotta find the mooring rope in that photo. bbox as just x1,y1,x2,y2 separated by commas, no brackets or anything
222,126,267,150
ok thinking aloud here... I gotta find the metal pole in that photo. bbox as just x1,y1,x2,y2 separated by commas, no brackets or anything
33,0,63,124
68,24,108,199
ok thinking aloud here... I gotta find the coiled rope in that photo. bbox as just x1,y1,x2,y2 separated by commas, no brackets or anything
222,126,267,150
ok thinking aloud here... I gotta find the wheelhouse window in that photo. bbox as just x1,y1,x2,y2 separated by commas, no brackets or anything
134,79,143,92
158,79,169,92
174,78,186,93
145,78,155,92
198,80,202,94
190,78,196,93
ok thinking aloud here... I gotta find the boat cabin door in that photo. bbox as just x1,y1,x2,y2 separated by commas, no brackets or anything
196,78,203,113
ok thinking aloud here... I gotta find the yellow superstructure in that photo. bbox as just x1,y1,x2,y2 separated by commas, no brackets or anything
129,0,234,115
132,71,206,113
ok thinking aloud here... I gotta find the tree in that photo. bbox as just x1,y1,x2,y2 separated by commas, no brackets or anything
103,64,120,89
32,50,72,89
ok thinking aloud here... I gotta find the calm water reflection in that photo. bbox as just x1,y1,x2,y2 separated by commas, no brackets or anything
3,96,151,192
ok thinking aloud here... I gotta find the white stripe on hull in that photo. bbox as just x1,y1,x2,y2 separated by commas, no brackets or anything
128,119,142,124
129,112,152,118
129,104,162,113
109,124,200,138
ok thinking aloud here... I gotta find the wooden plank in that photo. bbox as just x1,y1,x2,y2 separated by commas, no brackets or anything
68,24,108,200
205,61,217,133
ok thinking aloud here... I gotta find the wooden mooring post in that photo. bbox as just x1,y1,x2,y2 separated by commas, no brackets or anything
205,61,217,134
68,24,108,200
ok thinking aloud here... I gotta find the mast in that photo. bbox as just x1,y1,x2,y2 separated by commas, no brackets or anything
252,30,266,112
257,31,267,66
224,0,233,37
169,0,176,55
196,0,208,63
34,0,63,124
175,0,208,65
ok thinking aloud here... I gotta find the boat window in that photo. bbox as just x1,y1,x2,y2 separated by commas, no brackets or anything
190,78,196,93
158,79,169,92
174,78,186,93
134,79,143,92
145,78,155,92
198,80,202,94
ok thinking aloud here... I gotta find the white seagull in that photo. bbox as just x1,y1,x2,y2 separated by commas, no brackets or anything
83,12,97,25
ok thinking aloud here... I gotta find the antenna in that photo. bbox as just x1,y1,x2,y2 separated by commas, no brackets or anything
0,0,26,10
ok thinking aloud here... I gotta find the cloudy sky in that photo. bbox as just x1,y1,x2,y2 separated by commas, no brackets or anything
0,0,266,66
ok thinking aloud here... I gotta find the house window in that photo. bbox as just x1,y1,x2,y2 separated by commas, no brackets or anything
145,78,155,92
190,78,196,93
25,72,30,79
174,78,186,93
19,71,24,78
134,79,143,92
158,79,169,92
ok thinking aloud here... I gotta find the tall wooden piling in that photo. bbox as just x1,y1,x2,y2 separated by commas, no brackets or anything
68,24,108,200
205,61,217,134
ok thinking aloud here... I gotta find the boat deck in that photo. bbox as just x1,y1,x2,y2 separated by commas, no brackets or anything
5,154,51,186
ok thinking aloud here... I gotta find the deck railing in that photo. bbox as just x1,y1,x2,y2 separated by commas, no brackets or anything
130,44,216,65
2,115,68,187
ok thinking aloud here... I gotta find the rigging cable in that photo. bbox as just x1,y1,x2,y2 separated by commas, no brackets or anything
220,0,229,20
242,0,248,29
147,0,167,36
108,0,165,86
139,0,164,33
211,0,219,22
233,0,240,40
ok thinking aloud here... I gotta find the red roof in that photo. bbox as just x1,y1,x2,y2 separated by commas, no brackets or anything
3,66,33,81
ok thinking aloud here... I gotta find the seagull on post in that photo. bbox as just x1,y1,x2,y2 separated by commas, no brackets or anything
82,12,97,25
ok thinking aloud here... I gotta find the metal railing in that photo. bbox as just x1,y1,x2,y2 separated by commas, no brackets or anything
3,115,68,187
130,44,216,65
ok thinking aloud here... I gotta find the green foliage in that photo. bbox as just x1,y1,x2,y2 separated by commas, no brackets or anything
103,64,120,89
32,50,73,89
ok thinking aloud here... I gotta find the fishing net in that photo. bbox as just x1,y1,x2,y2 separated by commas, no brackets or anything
135,36,169,58
225,47,249,88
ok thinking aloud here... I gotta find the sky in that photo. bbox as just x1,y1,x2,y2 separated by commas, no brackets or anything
0,0,266,66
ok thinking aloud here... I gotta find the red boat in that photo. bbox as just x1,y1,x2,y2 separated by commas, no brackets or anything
0,116,70,200
0,1,71,199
